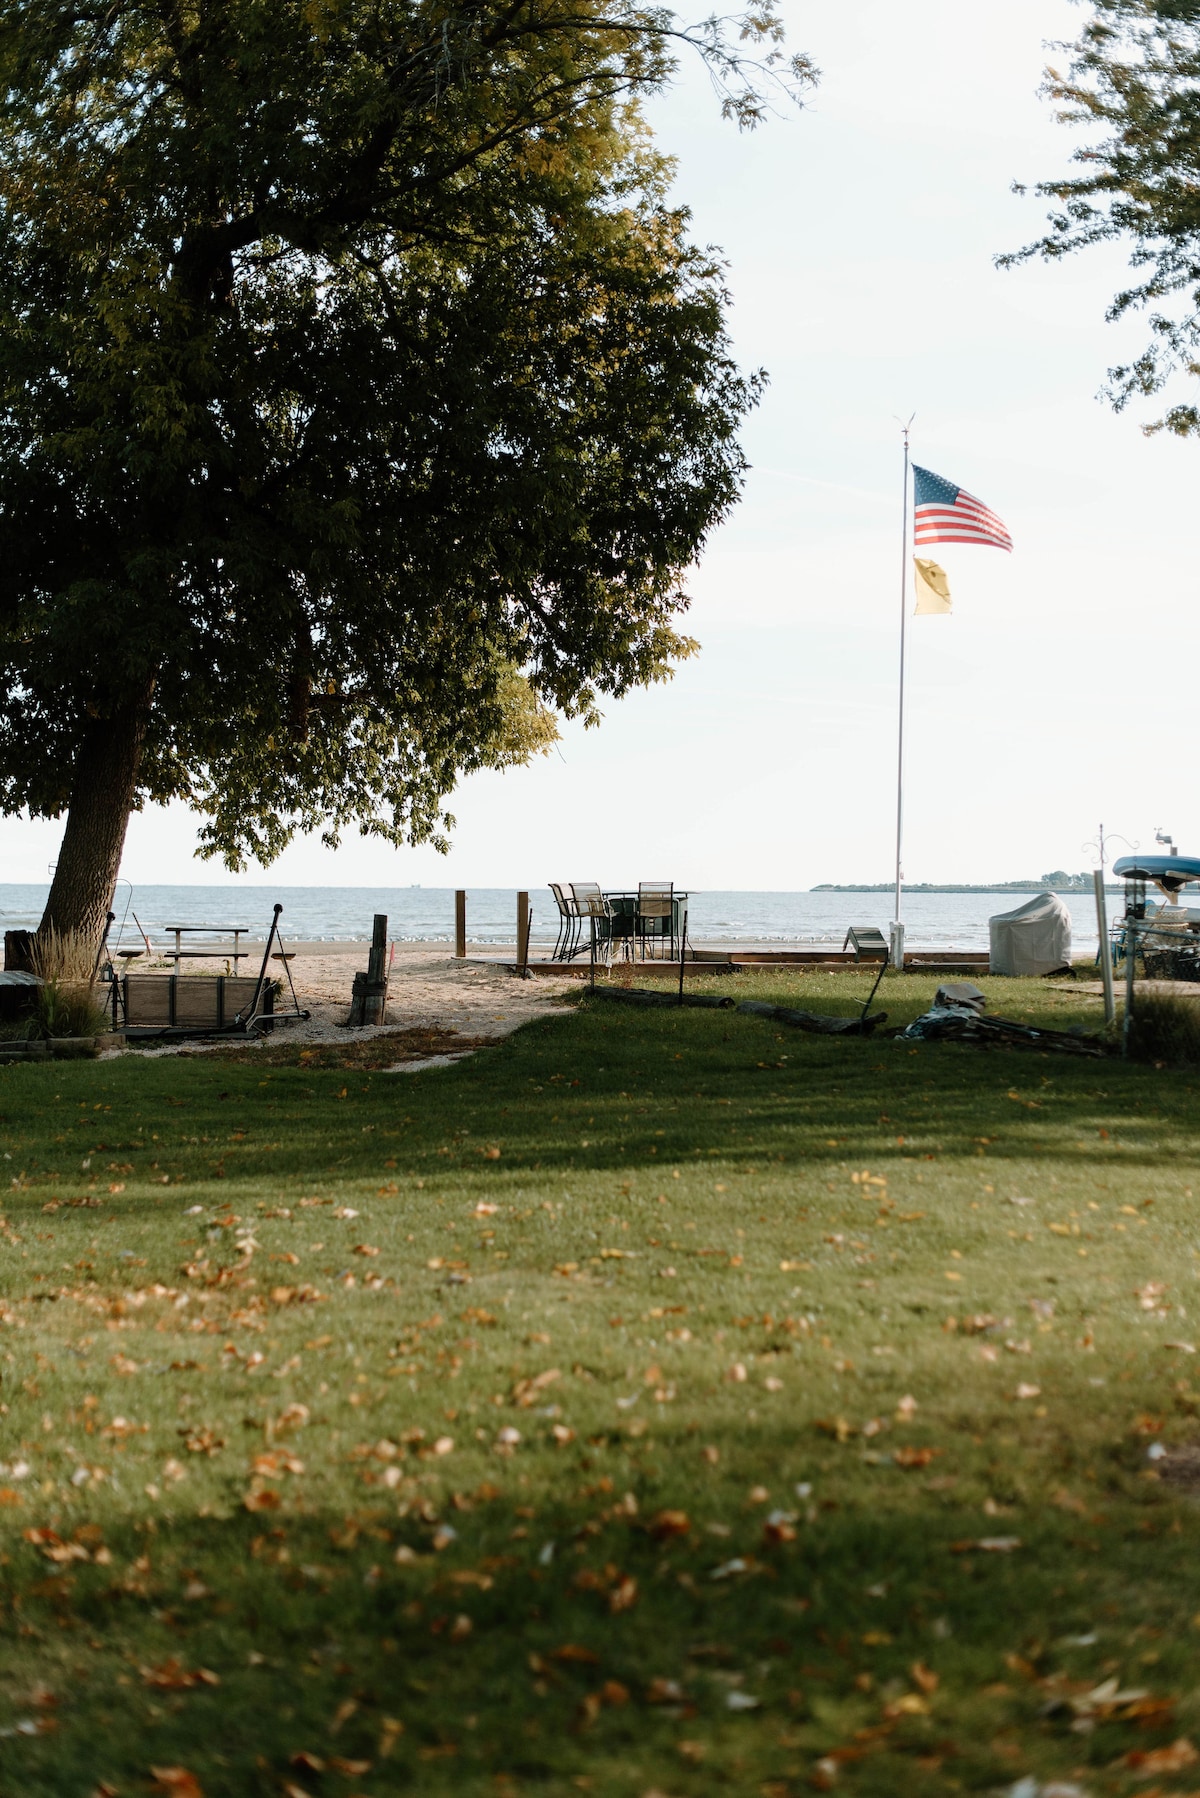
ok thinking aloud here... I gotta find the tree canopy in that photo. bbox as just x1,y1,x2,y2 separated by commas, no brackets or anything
0,0,814,938
1004,0,1200,433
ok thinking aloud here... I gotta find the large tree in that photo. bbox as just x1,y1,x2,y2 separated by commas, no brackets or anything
0,0,814,943
1005,0,1200,432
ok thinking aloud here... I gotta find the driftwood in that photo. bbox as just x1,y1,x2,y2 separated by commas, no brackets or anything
589,989,884,1031
591,987,736,1011
736,1000,887,1036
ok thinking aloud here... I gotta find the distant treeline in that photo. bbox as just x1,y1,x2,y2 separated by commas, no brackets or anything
812,874,1128,895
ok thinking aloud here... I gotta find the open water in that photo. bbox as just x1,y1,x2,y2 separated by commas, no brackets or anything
0,883,1112,955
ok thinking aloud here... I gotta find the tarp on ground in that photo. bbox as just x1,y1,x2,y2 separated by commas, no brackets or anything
988,891,1072,977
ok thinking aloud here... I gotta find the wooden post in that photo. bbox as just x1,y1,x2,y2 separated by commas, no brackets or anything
349,913,389,1026
367,913,387,985
365,913,388,1025
517,892,530,975
4,930,35,972
455,890,467,959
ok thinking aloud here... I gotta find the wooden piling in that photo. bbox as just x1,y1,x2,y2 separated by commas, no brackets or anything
517,892,530,975
349,913,390,1025
455,891,467,959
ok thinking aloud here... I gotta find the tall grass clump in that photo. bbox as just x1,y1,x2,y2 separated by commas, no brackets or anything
1126,984,1200,1065
24,926,110,1038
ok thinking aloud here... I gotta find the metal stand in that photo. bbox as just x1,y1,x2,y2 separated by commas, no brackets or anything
1122,918,1137,1058
236,905,310,1032
677,908,689,1005
1094,869,1116,1026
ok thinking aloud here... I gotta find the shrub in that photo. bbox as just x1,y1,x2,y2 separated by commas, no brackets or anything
23,928,110,1039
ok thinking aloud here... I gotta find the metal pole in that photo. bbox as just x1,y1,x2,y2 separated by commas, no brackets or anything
892,421,913,968
1123,916,1137,1058
1094,869,1115,1026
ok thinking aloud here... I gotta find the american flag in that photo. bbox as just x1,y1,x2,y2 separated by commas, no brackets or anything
913,464,1012,552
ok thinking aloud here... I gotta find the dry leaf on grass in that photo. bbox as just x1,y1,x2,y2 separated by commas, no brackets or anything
648,1509,690,1542
1121,1736,1198,1775
242,1486,282,1512
150,1771,204,1798
140,1660,219,1690
608,1575,638,1613
893,1447,941,1470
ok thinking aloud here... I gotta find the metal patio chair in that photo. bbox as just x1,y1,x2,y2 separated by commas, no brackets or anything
569,883,615,968
548,883,580,961
636,882,675,959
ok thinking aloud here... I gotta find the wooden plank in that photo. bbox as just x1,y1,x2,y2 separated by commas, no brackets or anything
123,976,171,1026
173,981,221,1028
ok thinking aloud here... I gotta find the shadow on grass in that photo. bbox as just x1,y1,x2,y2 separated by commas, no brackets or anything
4,1431,1199,1797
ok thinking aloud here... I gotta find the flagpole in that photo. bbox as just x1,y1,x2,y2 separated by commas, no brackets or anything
892,419,913,966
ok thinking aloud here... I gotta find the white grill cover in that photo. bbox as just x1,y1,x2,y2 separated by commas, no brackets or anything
988,892,1072,976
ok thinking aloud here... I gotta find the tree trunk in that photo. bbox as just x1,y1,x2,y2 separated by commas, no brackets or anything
39,691,154,948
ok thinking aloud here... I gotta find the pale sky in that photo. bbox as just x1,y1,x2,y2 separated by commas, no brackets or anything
5,0,1194,892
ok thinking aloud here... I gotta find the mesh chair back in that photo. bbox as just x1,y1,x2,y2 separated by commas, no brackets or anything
637,881,674,919
549,882,571,919
570,882,607,918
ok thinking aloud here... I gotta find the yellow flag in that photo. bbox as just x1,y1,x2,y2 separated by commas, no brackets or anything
913,557,951,615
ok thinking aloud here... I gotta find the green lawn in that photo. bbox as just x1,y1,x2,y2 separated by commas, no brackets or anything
1,969,1198,1798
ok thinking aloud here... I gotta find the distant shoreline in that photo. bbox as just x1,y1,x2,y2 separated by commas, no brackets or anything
811,883,1128,895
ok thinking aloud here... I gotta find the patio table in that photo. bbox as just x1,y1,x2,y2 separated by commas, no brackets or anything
601,892,688,958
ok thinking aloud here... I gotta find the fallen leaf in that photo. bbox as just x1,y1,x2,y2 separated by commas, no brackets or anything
893,1447,941,1469
648,1509,690,1541
140,1660,219,1690
608,1575,638,1613
884,1693,929,1717
1122,1737,1199,1775
149,1771,203,1798
242,1487,282,1512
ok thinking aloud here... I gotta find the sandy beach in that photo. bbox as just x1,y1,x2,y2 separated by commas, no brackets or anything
118,942,578,1056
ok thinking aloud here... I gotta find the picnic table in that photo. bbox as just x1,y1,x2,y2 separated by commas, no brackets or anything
162,924,251,973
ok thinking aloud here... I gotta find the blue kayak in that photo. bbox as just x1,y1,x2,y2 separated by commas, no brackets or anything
1114,853,1200,893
